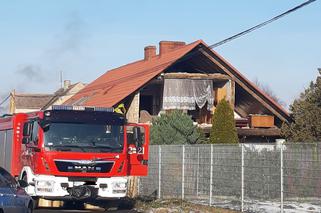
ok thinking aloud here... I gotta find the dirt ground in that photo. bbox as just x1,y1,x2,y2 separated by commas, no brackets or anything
34,198,239,213
134,199,240,213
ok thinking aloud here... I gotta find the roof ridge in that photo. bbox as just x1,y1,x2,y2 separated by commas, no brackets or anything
103,40,203,76
158,39,204,55
15,93,53,96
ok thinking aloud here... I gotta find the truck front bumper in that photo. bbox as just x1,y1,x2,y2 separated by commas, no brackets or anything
30,175,128,199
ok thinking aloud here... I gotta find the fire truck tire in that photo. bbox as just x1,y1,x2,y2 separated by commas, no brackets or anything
0,208,3,213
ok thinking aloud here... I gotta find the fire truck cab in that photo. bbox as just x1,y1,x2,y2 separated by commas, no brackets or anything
0,105,149,201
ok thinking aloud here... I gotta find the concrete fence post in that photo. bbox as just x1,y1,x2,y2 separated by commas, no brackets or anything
182,145,185,200
158,146,162,199
196,146,200,198
209,144,213,206
241,144,244,212
280,142,284,213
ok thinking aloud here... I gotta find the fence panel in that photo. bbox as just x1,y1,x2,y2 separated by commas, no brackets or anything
139,145,159,197
211,144,242,210
139,143,321,212
160,145,183,199
243,144,281,212
283,143,321,212
184,145,212,204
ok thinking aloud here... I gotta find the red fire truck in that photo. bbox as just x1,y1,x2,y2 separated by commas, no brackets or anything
0,105,149,202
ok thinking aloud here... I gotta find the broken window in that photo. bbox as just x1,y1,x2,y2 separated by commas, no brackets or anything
162,79,214,111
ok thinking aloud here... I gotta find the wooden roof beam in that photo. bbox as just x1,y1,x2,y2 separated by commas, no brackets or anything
199,49,287,123
164,72,231,80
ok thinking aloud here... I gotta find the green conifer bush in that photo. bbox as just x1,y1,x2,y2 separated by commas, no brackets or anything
150,110,205,145
210,99,238,144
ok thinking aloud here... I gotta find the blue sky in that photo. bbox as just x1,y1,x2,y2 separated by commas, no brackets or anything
0,0,320,111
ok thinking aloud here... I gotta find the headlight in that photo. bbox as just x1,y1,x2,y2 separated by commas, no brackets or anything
112,182,127,189
37,180,54,187
36,180,55,192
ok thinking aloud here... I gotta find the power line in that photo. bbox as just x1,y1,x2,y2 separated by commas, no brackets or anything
73,0,317,99
209,0,317,48
0,94,11,107
75,0,316,96
1,1,317,105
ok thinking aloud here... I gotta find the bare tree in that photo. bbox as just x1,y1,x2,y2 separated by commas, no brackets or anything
253,78,286,107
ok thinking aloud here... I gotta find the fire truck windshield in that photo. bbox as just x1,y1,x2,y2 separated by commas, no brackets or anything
43,123,124,153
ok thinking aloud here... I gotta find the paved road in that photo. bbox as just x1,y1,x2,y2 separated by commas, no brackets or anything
34,201,139,213
33,199,139,212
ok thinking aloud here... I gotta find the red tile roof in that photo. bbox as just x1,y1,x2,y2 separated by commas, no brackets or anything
66,40,203,107
66,39,289,121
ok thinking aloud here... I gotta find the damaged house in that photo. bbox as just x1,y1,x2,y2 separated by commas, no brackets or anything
66,40,291,142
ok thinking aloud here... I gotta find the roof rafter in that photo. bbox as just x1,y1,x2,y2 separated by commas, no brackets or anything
164,72,231,80
200,49,288,122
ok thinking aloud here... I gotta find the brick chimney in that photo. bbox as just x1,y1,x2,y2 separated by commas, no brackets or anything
63,80,71,91
144,45,156,60
159,41,186,56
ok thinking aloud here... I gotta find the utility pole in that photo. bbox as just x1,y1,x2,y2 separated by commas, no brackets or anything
60,70,63,89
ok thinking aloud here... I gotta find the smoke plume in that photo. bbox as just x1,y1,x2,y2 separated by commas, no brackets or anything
15,64,45,82
48,13,89,58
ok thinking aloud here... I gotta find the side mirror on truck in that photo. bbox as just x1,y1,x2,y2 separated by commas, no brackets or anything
23,123,31,137
22,137,30,144
133,126,143,147
39,120,50,132
22,122,31,144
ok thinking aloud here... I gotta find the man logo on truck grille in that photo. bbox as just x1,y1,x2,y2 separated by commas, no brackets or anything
76,160,96,165
55,159,114,173
68,165,102,172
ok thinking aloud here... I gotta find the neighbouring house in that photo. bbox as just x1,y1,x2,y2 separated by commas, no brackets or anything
41,81,86,110
9,81,86,113
66,40,291,142
9,92,53,113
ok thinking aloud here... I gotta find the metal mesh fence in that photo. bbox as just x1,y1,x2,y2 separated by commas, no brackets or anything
139,145,159,196
139,143,321,212
283,143,321,207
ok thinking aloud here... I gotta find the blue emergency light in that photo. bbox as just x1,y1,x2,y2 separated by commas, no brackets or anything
52,105,114,112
